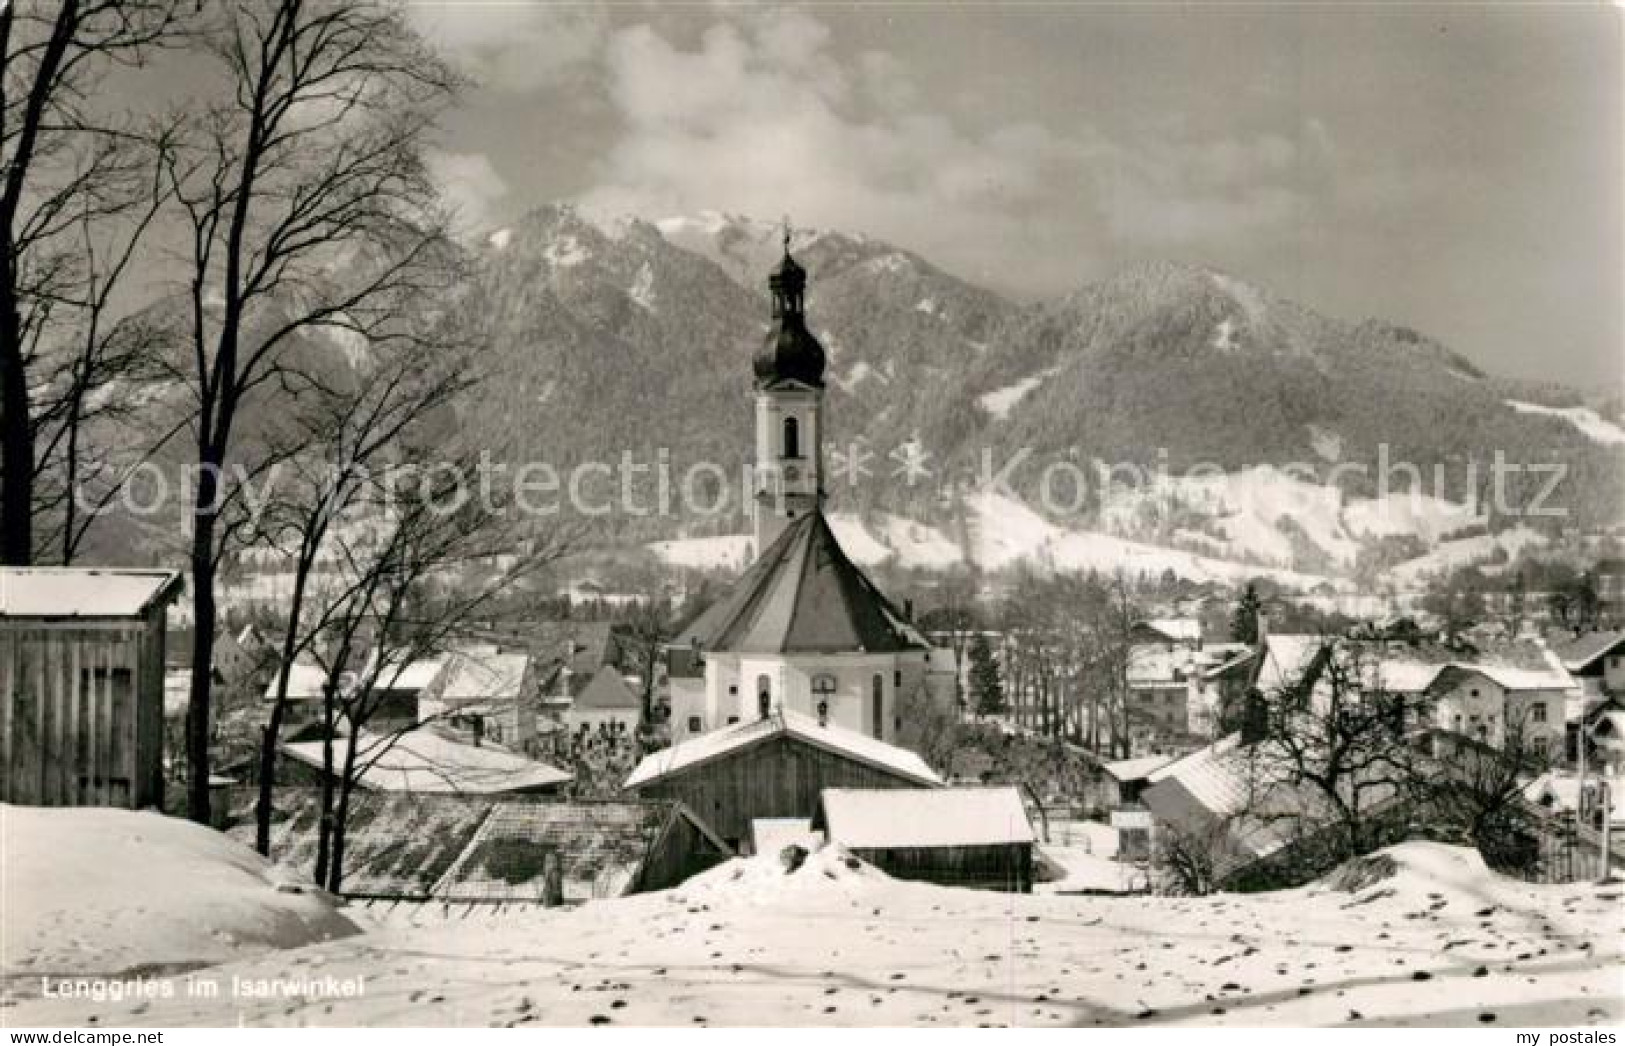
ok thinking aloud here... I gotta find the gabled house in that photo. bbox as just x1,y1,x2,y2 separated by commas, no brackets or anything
567,667,642,732
1555,629,1625,702
419,649,534,748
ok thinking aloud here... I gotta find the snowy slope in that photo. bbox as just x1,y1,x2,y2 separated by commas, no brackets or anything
1506,400,1625,446
10,841,1617,1027
1,805,358,978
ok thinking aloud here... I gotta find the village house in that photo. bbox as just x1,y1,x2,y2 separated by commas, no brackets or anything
1126,640,1258,751
666,246,956,751
1,567,184,809
811,786,1038,893
1253,632,1576,757
418,648,533,747
623,708,942,851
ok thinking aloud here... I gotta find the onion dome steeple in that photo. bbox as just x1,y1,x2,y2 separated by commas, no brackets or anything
753,225,826,388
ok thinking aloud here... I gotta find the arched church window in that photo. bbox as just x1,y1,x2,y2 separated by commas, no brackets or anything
871,674,884,738
757,674,772,719
783,416,800,459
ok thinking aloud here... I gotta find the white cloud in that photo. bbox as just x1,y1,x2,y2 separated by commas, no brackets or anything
409,2,607,92
425,149,510,238
572,7,1330,289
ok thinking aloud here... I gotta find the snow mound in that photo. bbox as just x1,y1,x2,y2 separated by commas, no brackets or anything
2,804,359,976
1312,841,1507,904
663,845,888,907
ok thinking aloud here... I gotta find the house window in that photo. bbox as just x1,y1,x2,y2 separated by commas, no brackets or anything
1470,688,1480,698
727,715,739,725
894,670,902,688
1532,704,1548,723
728,684,738,696
783,417,800,459
688,716,702,733
871,674,884,738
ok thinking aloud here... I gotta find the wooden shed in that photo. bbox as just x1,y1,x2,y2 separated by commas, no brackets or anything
811,786,1037,893
1,568,184,809
623,709,942,850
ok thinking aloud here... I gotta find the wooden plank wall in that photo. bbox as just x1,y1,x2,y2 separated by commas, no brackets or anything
635,735,927,846
850,842,1033,893
0,622,159,808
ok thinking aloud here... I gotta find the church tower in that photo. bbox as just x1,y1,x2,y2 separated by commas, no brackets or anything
751,237,827,558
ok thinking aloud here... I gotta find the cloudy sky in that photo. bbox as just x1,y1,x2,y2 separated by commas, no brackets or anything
409,2,1620,388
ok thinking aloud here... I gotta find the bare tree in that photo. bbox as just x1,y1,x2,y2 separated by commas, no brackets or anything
162,0,459,823
248,308,476,855
1409,712,1552,874
309,457,564,893
1251,641,1424,861
1,0,183,564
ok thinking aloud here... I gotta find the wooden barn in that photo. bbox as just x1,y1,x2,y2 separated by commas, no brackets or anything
812,786,1037,893
1,568,183,809
623,709,942,850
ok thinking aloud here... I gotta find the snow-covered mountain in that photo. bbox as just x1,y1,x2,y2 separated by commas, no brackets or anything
446,204,1621,584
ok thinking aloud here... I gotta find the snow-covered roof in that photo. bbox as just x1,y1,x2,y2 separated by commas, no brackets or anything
1128,641,1254,687
374,657,445,692
0,567,182,619
1256,633,1576,697
434,651,530,702
264,660,331,701
624,709,942,790
813,787,1034,848
1102,753,1175,783
1134,617,1202,643
1555,630,1625,673
281,730,570,794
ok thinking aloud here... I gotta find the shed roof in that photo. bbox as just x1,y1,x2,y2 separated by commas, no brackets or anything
242,793,723,900
0,567,182,619
624,709,942,790
813,786,1034,848
281,729,570,794
432,799,726,902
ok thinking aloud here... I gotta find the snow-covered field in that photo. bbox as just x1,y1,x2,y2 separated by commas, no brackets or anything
5,827,1618,1028
1,806,358,982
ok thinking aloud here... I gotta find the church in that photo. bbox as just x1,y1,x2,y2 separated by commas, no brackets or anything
666,241,958,749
